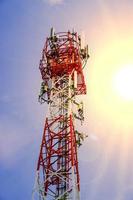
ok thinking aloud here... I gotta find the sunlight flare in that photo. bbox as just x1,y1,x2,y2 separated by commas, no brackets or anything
86,37,133,135
113,65,133,101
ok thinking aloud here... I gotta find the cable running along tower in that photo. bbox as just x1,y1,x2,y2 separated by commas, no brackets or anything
33,28,89,200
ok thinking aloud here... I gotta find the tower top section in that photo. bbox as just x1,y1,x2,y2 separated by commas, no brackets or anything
39,28,89,95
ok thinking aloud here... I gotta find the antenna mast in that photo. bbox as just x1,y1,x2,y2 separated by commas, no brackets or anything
32,28,89,200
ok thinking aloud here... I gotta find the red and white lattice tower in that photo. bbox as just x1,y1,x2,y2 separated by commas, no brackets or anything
32,28,89,200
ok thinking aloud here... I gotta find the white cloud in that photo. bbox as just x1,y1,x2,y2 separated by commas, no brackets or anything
0,95,11,103
44,0,64,5
89,133,99,141
0,117,34,167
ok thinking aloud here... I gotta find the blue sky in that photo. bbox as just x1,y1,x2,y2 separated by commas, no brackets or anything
0,0,133,200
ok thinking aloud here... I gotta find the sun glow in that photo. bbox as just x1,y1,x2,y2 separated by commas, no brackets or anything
113,65,133,101
85,37,133,135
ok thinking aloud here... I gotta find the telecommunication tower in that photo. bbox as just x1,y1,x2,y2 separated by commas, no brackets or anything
32,28,89,200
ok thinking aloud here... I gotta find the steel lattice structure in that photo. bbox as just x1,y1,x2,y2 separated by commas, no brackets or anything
32,29,89,200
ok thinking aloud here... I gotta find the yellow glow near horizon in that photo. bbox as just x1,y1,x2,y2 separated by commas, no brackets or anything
85,36,133,135
113,65,133,101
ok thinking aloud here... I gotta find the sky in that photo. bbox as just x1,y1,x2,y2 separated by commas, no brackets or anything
0,0,133,199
